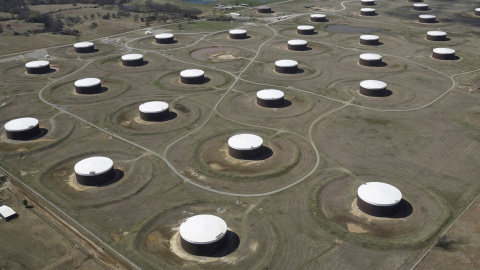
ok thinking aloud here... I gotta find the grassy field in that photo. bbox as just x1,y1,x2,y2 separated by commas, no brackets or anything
1,0,480,269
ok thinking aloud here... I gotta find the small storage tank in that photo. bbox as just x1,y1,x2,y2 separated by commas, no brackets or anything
121,54,144,66
257,5,272,13
275,60,298,74
287,39,308,51
180,69,205,84
359,80,388,97
139,101,170,121
359,53,382,66
426,31,447,41
361,0,375,6
228,134,263,159
310,14,327,22
74,42,95,53
432,48,455,60
155,33,175,44
297,25,315,35
359,35,380,45
257,89,285,108
74,156,115,186
74,78,102,94
360,8,376,16
413,3,428,11
419,14,436,23
25,61,50,74
229,29,247,39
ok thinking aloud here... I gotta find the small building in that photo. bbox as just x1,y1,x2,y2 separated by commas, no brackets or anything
310,14,326,22
359,80,388,97
275,60,298,74
155,33,174,44
229,29,247,39
426,31,447,41
179,214,228,256
413,3,428,11
74,156,115,186
25,61,50,74
359,34,380,45
180,69,205,84
419,14,436,23
257,89,285,108
357,182,402,217
74,42,95,53
139,101,170,121
359,53,383,66
0,205,18,221
74,78,102,94
297,25,315,35
287,39,308,51
4,117,41,140
121,54,144,66
360,8,376,16
361,0,375,6
228,134,263,159
432,48,456,60
257,5,272,13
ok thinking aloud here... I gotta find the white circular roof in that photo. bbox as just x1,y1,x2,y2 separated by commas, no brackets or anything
433,48,455,54
75,78,101,87
360,80,387,90
74,41,94,48
427,31,446,36
360,34,379,40
419,14,436,19
476,8,480,11
288,39,307,46
139,101,169,113
310,14,326,18
229,29,247,34
275,59,298,67
180,69,204,78
361,0,375,2
361,8,375,12
258,5,271,9
360,53,382,61
25,60,49,68
74,156,114,176
121,54,143,61
358,182,402,206
413,3,428,7
155,33,174,39
228,134,263,150
179,214,227,244
257,89,284,100
297,25,314,30
4,117,39,132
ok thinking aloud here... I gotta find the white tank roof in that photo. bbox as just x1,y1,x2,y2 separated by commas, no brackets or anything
121,54,143,61
4,117,39,132
155,33,174,39
257,89,284,100
275,59,298,67
228,134,263,150
297,25,314,30
433,48,455,54
74,156,114,176
360,80,387,90
413,3,428,7
258,5,271,9
419,14,436,19
361,0,375,2
361,8,375,12
476,8,480,11
360,34,379,40
25,60,49,68
288,39,307,46
310,14,326,18
358,182,402,206
427,31,446,36
180,69,204,78
139,101,169,113
179,214,227,244
75,78,101,87
229,29,247,34
74,41,94,48
360,53,382,61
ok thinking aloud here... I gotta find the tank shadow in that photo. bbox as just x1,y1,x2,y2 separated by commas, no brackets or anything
97,169,124,187
390,199,413,218
207,231,240,257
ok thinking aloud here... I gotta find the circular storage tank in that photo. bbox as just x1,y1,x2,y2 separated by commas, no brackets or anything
432,48,455,60
229,29,247,39
257,5,271,13
155,33,174,44
74,156,115,186
122,54,144,66
4,117,40,140
310,14,326,22
275,59,298,74
179,214,228,256
139,101,169,121
361,8,376,16
419,14,436,23
297,25,315,35
413,3,428,11
180,69,205,84
75,78,102,94
359,53,382,66
427,31,447,41
361,0,375,6
357,182,402,217
25,60,50,74
287,39,308,51
359,80,388,97
228,134,263,159
74,41,94,53
475,8,480,16
257,89,285,108
360,35,380,45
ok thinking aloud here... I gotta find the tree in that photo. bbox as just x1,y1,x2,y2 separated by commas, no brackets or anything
23,199,30,208
177,23,183,31
133,13,139,22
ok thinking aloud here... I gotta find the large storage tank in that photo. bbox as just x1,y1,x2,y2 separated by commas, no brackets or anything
360,8,376,16
180,214,228,256
275,60,298,74
25,61,50,74
4,117,41,140
426,31,447,41
432,48,455,60
74,78,102,94
228,134,263,159
229,29,247,39
74,156,115,186
359,53,383,66
359,80,388,96
155,33,175,44
257,89,285,108
121,54,144,66
139,101,170,121
180,69,205,84
74,42,95,53
359,35,380,45
357,182,403,217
